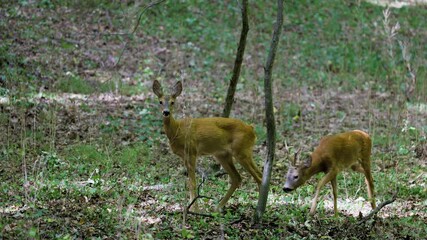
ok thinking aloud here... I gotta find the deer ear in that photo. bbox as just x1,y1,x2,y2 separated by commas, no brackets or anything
152,80,163,98
303,155,312,168
172,81,182,98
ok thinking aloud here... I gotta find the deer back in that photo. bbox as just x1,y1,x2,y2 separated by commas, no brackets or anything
166,117,256,157
313,130,371,171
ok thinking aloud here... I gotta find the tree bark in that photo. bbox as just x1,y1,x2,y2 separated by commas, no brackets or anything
222,0,249,118
253,0,284,224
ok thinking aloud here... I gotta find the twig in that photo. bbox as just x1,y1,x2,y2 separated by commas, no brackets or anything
105,10,114,30
113,41,129,68
358,189,398,224
186,173,214,211
132,0,167,34
186,194,214,212
187,211,214,218
114,0,167,67
230,216,244,225
214,169,228,178
220,222,225,240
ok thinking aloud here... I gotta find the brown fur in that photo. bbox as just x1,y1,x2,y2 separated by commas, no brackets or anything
283,130,376,215
153,80,262,211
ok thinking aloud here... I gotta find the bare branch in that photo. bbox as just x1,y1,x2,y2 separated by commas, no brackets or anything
132,0,167,34
358,189,399,224
184,172,214,219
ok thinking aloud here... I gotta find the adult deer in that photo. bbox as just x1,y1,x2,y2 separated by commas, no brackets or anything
283,130,376,216
152,80,262,211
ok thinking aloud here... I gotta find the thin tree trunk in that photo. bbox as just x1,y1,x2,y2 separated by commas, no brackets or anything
222,0,249,118
253,0,284,224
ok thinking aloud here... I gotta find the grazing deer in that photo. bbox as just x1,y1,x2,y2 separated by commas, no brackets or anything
152,80,262,211
283,130,376,216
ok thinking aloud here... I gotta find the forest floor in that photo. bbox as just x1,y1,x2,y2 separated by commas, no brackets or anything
1,0,426,239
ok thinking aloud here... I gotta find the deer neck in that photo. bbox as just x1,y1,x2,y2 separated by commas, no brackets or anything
305,157,325,179
163,115,180,141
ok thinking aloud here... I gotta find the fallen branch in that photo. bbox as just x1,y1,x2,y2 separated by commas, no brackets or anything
358,189,398,224
187,211,214,218
184,171,214,219
186,193,214,213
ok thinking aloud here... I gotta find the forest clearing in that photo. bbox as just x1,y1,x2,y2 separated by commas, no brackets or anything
1,0,426,239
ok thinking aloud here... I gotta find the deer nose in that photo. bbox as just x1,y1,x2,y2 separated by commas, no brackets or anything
163,110,170,116
283,187,293,192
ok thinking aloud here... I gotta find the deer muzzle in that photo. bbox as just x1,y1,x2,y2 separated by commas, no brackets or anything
283,181,295,192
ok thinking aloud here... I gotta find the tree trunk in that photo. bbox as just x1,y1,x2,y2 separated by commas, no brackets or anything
253,0,284,224
222,0,249,118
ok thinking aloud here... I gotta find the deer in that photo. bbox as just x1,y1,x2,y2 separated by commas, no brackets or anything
283,130,376,216
152,80,263,212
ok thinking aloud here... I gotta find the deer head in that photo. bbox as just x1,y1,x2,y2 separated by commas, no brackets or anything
283,150,312,192
152,80,182,117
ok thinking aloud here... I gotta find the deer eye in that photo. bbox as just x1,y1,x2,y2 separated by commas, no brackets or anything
159,101,163,104
293,175,298,180
171,101,174,105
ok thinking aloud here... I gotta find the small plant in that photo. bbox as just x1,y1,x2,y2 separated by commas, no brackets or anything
136,105,162,146
55,75,95,94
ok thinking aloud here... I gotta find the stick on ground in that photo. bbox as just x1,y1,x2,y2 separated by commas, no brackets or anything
358,189,398,224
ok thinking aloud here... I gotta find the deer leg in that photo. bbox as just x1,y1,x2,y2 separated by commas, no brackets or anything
352,162,376,209
215,152,241,211
310,171,337,215
361,162,376,209
185,155,198,212
235,150,262,188
331,177,338,216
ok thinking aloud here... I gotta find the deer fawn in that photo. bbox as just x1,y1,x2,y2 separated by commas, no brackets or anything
283,130,376,216
152,80,262,211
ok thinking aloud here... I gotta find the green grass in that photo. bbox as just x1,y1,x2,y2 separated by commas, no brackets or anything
55,75,144,95
56,76,96,94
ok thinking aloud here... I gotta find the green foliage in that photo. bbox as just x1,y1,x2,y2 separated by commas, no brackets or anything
135,105,163,145
55,75,95,94
279,102,301,132
0,42,34,96
254,123,266,144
